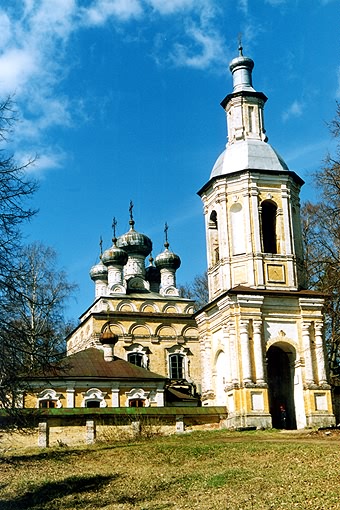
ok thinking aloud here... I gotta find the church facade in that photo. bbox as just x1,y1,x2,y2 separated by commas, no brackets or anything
195,47,335,429
25,48,335,428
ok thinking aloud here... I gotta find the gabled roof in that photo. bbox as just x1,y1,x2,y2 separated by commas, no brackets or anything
29,347,166,381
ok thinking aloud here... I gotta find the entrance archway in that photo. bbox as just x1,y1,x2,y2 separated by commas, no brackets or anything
267,345,296,429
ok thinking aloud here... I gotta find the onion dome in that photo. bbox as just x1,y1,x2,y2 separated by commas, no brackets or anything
155,248,181,270
102,238,128,267
99,329,118,346
116,202,152,257
145,255,161,284
229,43,255,93
89,258,108,281
154,223,181,270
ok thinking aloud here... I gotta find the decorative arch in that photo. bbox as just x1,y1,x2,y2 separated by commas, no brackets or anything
37,389,62,409
163,304,179,314
101,322,125,336
130,324,151,337
140,302,160,313
81,388,107,408
125,388,150,407
156,325,177,338
261,200,278,253
117,300,137,312
181,326,199,340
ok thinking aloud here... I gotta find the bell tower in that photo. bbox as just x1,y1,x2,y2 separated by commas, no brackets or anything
199,45,305,302
196,47,335,430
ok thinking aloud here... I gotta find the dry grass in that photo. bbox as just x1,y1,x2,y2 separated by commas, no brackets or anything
1,428,340,509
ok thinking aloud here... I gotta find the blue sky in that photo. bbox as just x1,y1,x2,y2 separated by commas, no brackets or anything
0,0,338,320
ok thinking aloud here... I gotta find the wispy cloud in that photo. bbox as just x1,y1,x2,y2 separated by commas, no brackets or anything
282,100,304,122
0,0,225,174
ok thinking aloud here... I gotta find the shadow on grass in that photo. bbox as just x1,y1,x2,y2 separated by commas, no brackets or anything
0,473,117,510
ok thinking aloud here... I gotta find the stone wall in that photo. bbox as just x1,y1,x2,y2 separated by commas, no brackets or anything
0,407,227,449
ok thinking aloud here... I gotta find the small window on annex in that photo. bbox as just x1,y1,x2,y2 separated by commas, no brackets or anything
129,399,145,407
261,200,277,254
128,352,144,367
39,400,57,409
86,400,101,408
169,354,184,379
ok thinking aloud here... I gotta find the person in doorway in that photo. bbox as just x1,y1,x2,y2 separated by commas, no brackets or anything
279,404,287,429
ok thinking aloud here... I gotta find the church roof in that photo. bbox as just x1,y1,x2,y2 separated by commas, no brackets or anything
29,347,166,381
210,139,289,179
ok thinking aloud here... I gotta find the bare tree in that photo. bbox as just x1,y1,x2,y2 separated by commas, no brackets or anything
0,243,77,411
180,272,209,311
301,103,340,379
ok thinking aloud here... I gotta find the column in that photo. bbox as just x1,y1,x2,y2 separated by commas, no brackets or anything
38,422,49,448
222,325,232,386
228,321,239,385
281,186,293,255
86,419,96,444
240,320,252,384
302,322,314,386
204,336,213,391
253,320,265,384
314,322,328,385
111,385,120,407
66,387,75,408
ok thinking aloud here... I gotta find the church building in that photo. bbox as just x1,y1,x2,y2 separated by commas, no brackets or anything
25,47,336,429
195,46,335,429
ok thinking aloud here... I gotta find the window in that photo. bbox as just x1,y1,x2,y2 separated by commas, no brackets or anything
39,400,56,409
37,389,62,409
169,354,184,379
261,200,277,253
86,400,101,408
129,399,144,407
209,210,219,265
128,352,143,367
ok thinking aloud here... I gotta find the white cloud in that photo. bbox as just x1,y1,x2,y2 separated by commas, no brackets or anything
265,0,286,5
282,100,304,122
238,0,248,15
146,0,195,15
170,25,225,69
81,0,143,25
0,0,225,173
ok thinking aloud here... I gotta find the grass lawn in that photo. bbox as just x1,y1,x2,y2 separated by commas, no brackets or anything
1,429,340,509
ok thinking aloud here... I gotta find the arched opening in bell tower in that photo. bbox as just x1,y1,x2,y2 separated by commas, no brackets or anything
267,344,297,429
208,210,219,265
261,200,277,253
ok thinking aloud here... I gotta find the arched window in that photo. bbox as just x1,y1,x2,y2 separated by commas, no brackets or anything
261,201,277,253
128,352,143,367
82,388,107,408
37,389,62,409
125,343,149,369
208,210,219,265
169,354,184,379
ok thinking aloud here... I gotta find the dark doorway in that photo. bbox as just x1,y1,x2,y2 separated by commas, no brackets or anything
267,345,296,429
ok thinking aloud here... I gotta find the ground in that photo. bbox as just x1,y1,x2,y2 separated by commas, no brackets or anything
1,428,340,509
